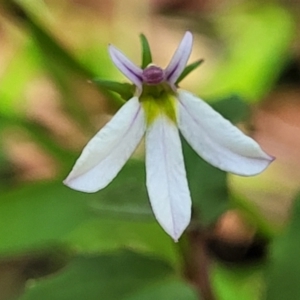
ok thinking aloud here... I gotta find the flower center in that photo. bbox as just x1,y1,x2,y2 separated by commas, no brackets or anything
142,65,165,85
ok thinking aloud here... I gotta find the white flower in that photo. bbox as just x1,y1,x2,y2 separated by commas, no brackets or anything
64,31,274,241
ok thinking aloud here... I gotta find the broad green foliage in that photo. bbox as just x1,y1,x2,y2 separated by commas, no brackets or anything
126,279,199,300
265,194,300,300
0,181,90,256
202,4,295,101
210,95,249,124
212,263,264,300
0,160,177,261
21,250,197,300
66,218,179,267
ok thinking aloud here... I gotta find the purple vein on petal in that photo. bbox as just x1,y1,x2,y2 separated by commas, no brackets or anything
165,31,193,85
109,45,143,89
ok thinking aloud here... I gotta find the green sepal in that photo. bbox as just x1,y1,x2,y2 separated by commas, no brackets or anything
176,59,204,85
93,79,135,101
140,34,153,69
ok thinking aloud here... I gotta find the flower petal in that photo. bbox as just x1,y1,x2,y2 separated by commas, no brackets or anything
145,114,191,241
177,90,274,176
109,45,143,94
64,97,145,192
165,31,193,87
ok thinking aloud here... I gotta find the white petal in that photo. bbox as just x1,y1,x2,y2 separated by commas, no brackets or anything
64,97,145,192
165,31,193,86
145,115,191,241
108,45,143,93
177,90,274,176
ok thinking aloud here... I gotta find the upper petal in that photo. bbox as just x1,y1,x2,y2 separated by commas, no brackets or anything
177,90,274,176
165,31,193,87
64,97,145,192
145,114,191,241
109,45,143,94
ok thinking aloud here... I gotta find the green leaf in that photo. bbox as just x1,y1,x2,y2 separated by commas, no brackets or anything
0,159,150,256
176,60,204,85
0,108,77,168
93,79,134,101
211,94,249,124
182,137,229,226
126,279,199,300
89,159,151,218
265,193,300,300
10,2,122,119
201,4,295,101
231,193,279,238
140,34,152,69
0,41,39,116
21,250,177,300
66,218,179,267
65,159,180,266
0,159,178,266
0,181,91,256
23,8,94,79
212,263,264,300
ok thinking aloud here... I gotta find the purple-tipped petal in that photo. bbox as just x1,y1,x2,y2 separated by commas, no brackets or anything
177,90,274,176
109,45,143,94
165,31,193,87
145,114,191,241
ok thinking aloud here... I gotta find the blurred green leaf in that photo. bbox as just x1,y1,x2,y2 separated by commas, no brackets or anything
202,4,295,101
0,108,77,169
0,41,39,115
66,159,180,266
0,181,90,256
212,263,264,300
182,137,229,226
0,159,178,265
265,193,300,300
126,279,198,300
25,15,96,128
0,160,148,256
23,9,94,79
0,132,15,191
140,34,152,69
176,60,204,85
21,250,180,300
66,218,179,267
231,192,278,238
89,159,151,218
210,94,249,124
10,2,121,125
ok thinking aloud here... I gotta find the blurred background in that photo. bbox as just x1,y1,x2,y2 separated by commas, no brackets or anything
1,0,300,299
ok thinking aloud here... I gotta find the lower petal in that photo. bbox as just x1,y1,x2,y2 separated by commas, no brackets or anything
64,97,145,192
145,114,191,241
177,90,274,176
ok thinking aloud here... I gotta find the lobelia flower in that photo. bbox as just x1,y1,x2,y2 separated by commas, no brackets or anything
64,31,274,241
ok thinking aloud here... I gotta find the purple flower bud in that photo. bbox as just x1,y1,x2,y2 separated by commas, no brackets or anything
142,65,165,85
